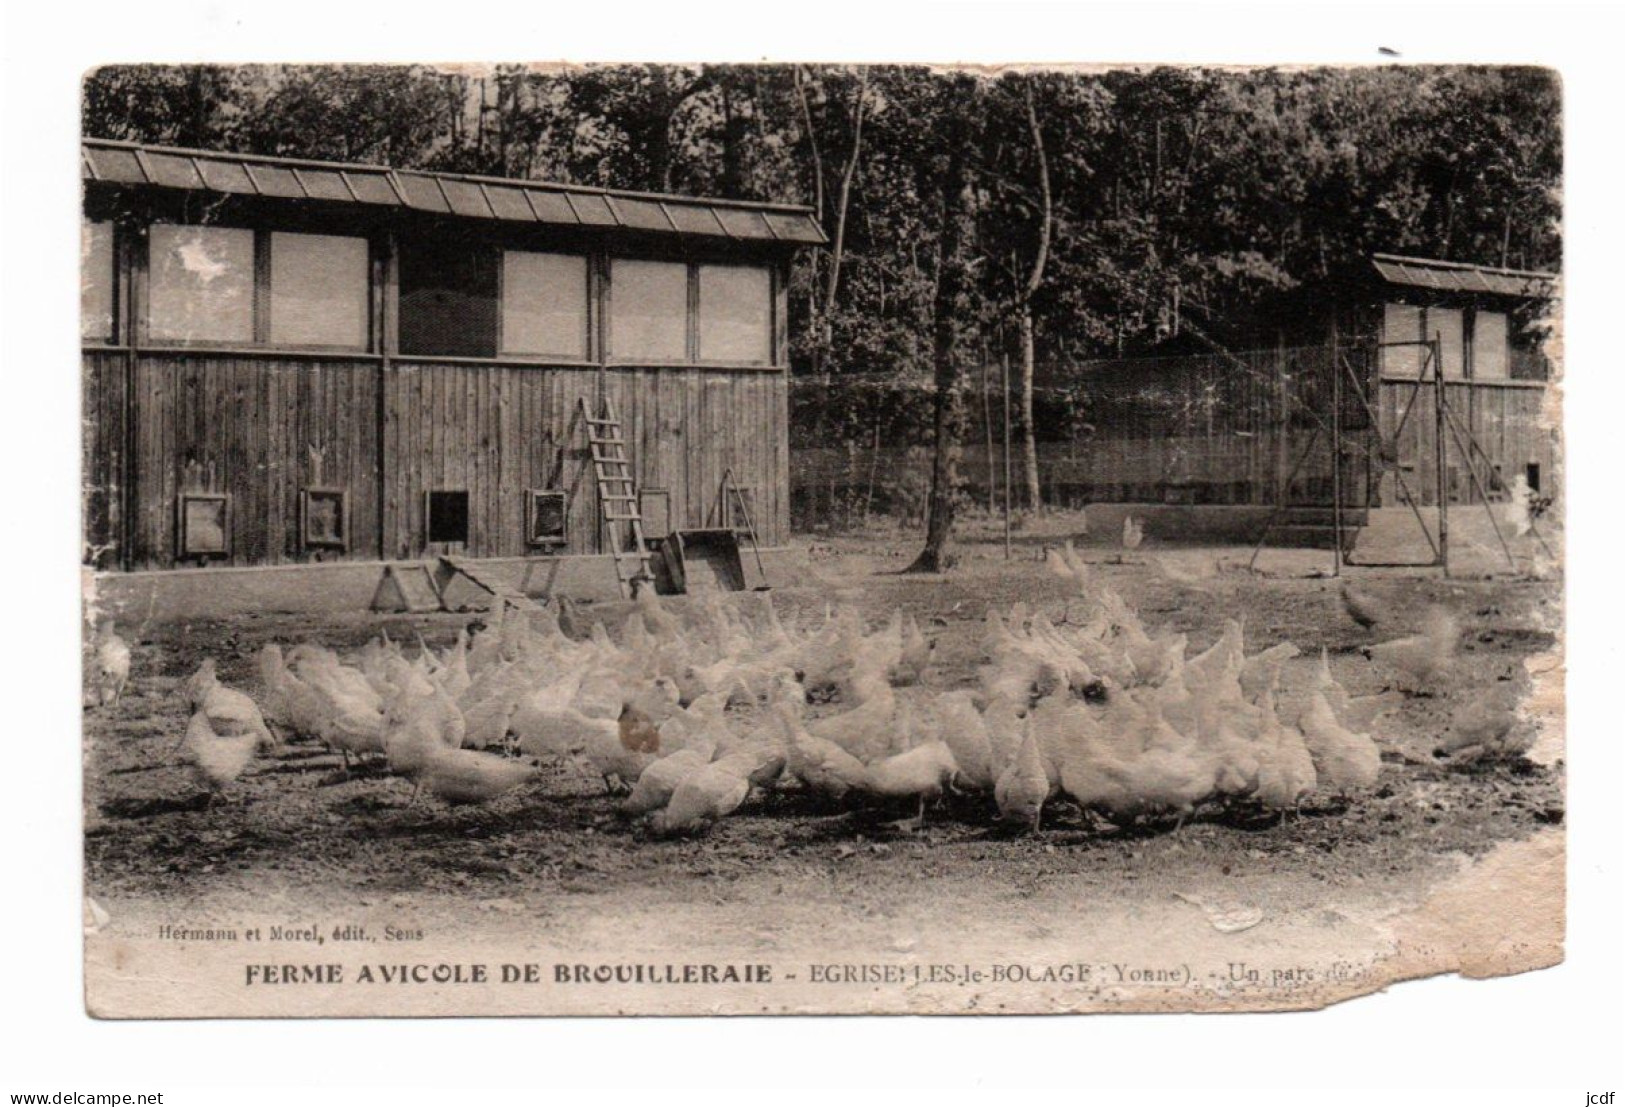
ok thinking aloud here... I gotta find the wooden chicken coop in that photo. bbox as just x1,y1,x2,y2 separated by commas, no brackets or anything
1352,253,1557,510
1008,253,1558,553
81,139,823,597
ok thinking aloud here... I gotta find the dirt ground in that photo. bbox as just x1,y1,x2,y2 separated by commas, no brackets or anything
82,514,1565,984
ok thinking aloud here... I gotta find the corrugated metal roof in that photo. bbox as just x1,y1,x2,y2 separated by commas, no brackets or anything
482,183,536,222
292,167,354,203
245,163,304,199
1371,253,1556,299
82,138,827,246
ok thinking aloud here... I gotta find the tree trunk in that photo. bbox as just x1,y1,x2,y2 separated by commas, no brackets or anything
648,71,713,194
1015,79,1052,516
908,335,965,572
792,66,826,224
793,67,828,360
719,81,744,197
185,66,209,148
981,334,996,514
906,95,975,575
821,68,869,353
1019,304,1042,513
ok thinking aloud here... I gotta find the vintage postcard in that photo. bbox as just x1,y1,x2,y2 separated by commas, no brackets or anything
80,62,1563,1018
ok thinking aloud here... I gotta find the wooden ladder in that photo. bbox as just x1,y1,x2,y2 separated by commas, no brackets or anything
579,396,655,598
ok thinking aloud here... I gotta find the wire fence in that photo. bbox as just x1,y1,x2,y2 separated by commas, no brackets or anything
788,344,1364,531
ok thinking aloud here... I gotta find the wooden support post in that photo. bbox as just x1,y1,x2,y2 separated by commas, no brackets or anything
1331,330,1344,577
1274,332,1288,507
1247,425,1322,572
1001,340,1012,561
1432,336,1449,576
376,228,397,561
1441,402,1520,573
120,222,140,572
981,331,995,514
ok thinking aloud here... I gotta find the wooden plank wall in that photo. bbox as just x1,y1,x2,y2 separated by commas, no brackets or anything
379,362,787,559
1378,378,1554,505
123,354,381,569
381,362,600,559
607,368,787,546
82,351,128,569
91,351,789,569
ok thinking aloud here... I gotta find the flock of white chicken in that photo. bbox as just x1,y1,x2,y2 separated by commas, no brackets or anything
100,535,1516,839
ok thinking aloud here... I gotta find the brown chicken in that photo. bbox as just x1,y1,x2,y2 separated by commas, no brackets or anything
618,702,662,755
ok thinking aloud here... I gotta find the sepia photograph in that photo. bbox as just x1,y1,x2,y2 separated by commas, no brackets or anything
75,58,1570,1020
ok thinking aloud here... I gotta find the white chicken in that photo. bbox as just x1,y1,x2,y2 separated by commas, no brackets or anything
937,690,996,792
417,747,536,805
1185,619,1246,696
1153,554,1224,591
1122,701,1222,828
575,711,659,794
1051,695,1145,822
508,669,587,752
1436,685,1530,761
458,663,532,750
292,645,384,719
621,742,717,817
383,687,467,799
1044,538,1092,584
717,741,788,798
633,586,686,642
805,676,901,765
466,611,507,675
433,629,473,701
657,691,730,754
512,694,597,758
1252,692,1318,813
320,702,389,768
864,736,957,827
1237,642,1301,704
776,703,869,803
1206,705,1265,801
256,644,296,741
1299,688,1381,795
1504,474,1534,538
91,620,132,707
260,643,381,763
1361,607,1459,694
574,668,627,720
981,694,1028,782
1122,515,1145,550
650,760,751,837
628,676,682,724
180,659,276,753
889,612,933,686
995,723,1050,832
179,709,259,801
979,609,1077,707
1308,648,1403,732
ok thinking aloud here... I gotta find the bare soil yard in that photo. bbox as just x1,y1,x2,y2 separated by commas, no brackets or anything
83,518,1563,985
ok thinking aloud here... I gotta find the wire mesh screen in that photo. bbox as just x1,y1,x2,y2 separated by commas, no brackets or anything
789,344,1367,530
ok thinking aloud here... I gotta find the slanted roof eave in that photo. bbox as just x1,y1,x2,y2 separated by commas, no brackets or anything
81,137,828,248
